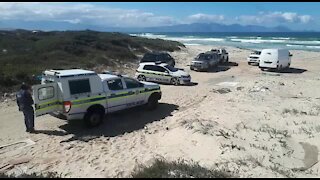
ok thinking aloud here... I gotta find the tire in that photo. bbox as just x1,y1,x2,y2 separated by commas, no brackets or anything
146,95,159,110
84,110,104,127
170,77,180,86
137,75,146,81
226,57,229,62
278,65,283,72
190,66,194,70
248,62,251,65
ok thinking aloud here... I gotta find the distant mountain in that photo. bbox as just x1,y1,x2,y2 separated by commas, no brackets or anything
137,23,292,33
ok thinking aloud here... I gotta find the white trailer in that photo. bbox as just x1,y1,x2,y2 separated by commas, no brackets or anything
259,49,292,71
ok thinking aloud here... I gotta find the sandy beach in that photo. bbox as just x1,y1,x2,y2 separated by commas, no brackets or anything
1,45,320,177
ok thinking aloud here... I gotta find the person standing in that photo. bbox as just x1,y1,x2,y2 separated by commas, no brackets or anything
16,84,35,133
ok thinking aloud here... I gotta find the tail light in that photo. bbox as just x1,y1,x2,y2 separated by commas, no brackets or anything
63,101,72,113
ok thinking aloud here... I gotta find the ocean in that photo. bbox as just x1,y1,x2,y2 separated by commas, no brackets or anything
129,32,320,52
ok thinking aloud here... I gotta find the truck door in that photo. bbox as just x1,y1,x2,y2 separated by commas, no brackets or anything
32,82,62,117
105,78,128,112
123,77,145,108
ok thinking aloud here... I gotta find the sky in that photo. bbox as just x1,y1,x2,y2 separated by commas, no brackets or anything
0,2,319,31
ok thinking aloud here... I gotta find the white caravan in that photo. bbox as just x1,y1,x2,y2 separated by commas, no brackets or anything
32,69,162,127
259,49,292,71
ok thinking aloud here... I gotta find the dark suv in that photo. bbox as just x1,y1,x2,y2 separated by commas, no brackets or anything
140,52,176,67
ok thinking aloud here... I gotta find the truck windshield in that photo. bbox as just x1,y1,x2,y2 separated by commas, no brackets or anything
165,65,178,72
196,54,212,61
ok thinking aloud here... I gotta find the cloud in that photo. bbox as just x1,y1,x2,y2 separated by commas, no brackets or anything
0,2,178,27
236,11,312,24
187,13,225,23
0,3,314,29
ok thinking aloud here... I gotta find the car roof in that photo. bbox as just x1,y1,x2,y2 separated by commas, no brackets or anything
139,62,168,67
98,74,120,80
44,69,96,77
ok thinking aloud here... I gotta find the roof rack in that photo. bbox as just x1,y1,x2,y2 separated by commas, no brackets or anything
155,61,162,65
102,71,122,77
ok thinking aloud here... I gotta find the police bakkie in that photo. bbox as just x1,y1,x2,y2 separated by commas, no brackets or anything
135,62,191,85
32,69,162,127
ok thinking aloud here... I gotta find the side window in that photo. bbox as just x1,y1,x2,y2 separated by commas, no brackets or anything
156,66,166,72
69,79,91,95
143,65,154,71
38,86,54,100
124,78,141,89
107,79,124,91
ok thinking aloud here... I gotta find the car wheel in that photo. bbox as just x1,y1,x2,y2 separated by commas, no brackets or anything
170,77,180,86
226,57,229,62
84,110,103,127
146,95,158,110
137,75,146,81
278,65,283,72
248,62,251,65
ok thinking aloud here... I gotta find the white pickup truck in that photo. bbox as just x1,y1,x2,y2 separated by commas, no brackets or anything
32,69,162,127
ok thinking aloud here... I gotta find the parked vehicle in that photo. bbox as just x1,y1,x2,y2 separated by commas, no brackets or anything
259,49,292,71
211,48,229,63
140,52,175,67
247,50,261,65
32,69,161,127
190,51,220,71
136,62,191,85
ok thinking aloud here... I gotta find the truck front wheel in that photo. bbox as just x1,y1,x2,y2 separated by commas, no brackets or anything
146,94,159,110
84,110,104,127
170,78,180,86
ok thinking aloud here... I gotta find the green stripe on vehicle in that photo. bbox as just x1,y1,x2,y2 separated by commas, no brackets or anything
137,70,172,77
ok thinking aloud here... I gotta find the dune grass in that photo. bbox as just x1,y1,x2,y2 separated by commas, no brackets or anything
131,159,233,178
0,29,184,94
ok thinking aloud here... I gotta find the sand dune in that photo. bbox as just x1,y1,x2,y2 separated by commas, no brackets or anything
1,45,320,177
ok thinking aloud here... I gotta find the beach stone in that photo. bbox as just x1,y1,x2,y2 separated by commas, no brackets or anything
236,86,244,91
279,82,285,86
211,88,231,94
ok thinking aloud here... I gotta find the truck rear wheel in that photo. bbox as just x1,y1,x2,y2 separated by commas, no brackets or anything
146,94,159,110
137,75,146,81
84,110,104,127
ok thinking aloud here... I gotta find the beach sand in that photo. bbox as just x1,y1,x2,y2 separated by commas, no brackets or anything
1,45,320,177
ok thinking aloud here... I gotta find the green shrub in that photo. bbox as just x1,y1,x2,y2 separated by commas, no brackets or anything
131,159,233,178
0,172,61,178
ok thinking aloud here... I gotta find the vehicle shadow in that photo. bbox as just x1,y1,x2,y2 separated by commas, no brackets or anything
265,67,307,74
34,103,179,142
206,66,231,73
220,61,239,67
155,81,198,86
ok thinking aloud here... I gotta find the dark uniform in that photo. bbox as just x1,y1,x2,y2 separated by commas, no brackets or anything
16,86,35,132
